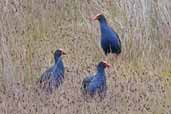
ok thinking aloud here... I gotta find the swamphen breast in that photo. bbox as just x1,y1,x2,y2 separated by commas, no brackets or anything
91,13,121,56
39,48,66,93
81,61,111,99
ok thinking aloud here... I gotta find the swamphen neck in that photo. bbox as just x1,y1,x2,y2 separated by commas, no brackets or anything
96,62,105,73
98,15,108,33
54,50,62,64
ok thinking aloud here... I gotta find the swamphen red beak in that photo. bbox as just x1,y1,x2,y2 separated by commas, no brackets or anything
89,13,103,20
59,48,66,55
102,60,112,68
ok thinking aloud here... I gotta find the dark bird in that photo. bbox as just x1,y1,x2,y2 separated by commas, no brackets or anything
90,13,121,57
81,61,111,99
39,48,66,93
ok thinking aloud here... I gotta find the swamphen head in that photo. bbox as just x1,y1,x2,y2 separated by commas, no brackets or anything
96,60,111,72
54,48,66,63
91,13,107,23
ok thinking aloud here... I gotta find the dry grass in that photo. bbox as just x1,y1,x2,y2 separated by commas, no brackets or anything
0,0,171,114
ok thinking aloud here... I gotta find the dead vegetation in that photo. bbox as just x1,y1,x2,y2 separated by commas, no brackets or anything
0,0,171,114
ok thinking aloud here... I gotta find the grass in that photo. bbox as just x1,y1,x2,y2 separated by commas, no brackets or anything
0,0,171,114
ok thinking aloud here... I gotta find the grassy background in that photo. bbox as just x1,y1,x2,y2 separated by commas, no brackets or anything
0,0,171,114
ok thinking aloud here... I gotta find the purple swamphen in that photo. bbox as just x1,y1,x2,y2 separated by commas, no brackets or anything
39,48,66,93
90,13,121,57
81,60,111,99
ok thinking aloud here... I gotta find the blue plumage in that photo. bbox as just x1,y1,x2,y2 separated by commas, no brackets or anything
92,14,121,56
81,61,111,98
39,48,65,93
